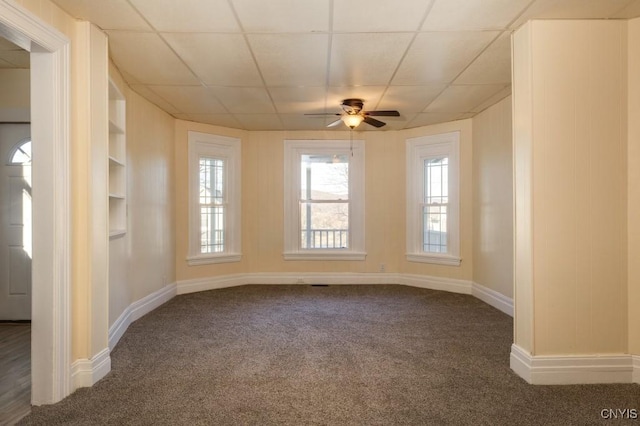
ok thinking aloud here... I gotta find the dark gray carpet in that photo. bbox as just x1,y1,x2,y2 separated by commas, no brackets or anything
18,285,639,425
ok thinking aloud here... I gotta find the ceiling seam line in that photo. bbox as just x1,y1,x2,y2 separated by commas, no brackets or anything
226,0,283,130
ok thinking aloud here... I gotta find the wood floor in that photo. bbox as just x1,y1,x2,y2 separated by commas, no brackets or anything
0,324,30,425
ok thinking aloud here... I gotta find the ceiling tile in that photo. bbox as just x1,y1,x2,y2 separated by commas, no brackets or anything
330,33,413,86
472,85,512,113
232,0,330,32
408,112,468,128
233,114,284,130
163,33,262,86
0,37,21,50
326,86,387,112
249,34,328,87
269,87,327,113
174,113,242,129
425,84,508,113
392,31,498,85
129,0,239,32
455,31,512,85
281,114,331,130
0,59,15,69
423,0,531,31
378,85,446,113
0,51,30,68
333,0,432,32
51,0,151,30
130,85,180,114
511,0,632,28
147,86,227,114
210,87,276,113
107,32,199,85
611,1,640,18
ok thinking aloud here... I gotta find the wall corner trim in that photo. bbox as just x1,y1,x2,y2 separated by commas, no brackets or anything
70,348,110,390
472,282,514,317
108,282,177,351
510,344,635,385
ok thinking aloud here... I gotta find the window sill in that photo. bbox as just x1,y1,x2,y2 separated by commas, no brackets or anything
283,251,367,261
406,253,461,266
187,253,242,266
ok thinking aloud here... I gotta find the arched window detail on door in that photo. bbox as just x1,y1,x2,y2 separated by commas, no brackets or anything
8,139,32,165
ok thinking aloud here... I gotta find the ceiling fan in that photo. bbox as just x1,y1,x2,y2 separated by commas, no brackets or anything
306,98,400,129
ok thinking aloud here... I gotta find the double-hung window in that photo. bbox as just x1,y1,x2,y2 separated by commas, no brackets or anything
284,140,365,260
187,132,241,265
406,132,461,266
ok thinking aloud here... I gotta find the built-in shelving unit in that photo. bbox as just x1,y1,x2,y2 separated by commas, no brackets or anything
108,79,126,239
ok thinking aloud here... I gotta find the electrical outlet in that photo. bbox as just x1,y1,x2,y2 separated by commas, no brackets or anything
379,263,386,273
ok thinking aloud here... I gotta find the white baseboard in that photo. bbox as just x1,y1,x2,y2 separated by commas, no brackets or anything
472,282,513,316
71,347,110,390
109,282,177,350
510,344,635,385
634,356,640,384
177,272,473,295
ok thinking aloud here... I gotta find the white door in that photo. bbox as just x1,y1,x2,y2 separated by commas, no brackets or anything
0,123,31,320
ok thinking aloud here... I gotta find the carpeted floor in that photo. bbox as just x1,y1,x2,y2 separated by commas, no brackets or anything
17,285,640,425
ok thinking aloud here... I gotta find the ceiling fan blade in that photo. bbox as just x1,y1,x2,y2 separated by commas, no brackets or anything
305,113,341,116
327,118,343,128
364,110,400,117
363,116,386,128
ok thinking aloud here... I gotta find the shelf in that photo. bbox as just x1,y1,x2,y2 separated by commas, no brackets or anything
109,229,126,239
109,119,124,134
109,156,125,167
109,78,126,240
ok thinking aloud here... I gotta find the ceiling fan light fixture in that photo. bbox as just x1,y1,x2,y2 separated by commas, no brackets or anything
342,114,364,129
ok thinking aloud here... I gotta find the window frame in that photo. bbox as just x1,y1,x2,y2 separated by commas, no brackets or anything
283,139,366,261
187,131,241,265
406,131,461,266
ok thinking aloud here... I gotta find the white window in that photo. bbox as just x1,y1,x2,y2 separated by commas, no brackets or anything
284,140,365,260
406,132,461,266
187,132,241,265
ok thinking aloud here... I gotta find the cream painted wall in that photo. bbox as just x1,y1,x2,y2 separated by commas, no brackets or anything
175,119,473,282
472,97,513,299
628,17,640,356
108,65,176,328
0,69,30,122
513,20,628,356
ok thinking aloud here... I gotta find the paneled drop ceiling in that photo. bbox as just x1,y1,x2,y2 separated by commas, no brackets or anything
50,0,640,131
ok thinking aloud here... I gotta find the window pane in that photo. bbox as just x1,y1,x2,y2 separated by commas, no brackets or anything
201,206,224,253
300,202,349,249
199,157,225,254
300,154,349,201
423,157,448,253
10,140,31,165
423,205,447,253
199,157,224,205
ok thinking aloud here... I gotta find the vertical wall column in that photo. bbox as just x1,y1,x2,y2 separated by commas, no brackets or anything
511,20,631,384
70,21,111,388
627,18,640,380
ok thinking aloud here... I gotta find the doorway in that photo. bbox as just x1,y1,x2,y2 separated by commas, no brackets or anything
0,0,72,406
0,126,32,320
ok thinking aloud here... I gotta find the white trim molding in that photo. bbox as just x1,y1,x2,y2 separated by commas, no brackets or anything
109,283,177,350
634,356,640,384
472,282,514,317
71,348,111,390
510,344,635,385
0,0,72,405
177,272,473,295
